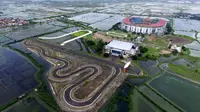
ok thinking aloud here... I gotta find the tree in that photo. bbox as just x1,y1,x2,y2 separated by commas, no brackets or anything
139,46,148,53
166,23,173,34
111,22,121,30
86,39,95,46
95,39,106,54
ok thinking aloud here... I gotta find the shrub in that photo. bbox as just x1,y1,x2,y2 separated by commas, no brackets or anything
139,46,148,53
104,53,109,57
182,46,186,51
119,55,124,59
95,39,106,54
172,50,178,55
132,55,137,60
137,53,142,57
163,54,170,57
86,39,95,46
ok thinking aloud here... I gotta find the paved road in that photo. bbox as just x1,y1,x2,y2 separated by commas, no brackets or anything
23,39,139,107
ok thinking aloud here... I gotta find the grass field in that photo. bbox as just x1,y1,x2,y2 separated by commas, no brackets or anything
106,31,128,38
71,31,89,37
149,73,200,112
168,63,200,82
143,37,168,49
138,46,160,60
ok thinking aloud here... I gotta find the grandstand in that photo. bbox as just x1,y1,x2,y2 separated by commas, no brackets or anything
121,16,167,35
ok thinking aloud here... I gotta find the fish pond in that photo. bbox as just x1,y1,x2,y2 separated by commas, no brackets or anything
99,77,149,112
148,72,200,112
0,47,38,106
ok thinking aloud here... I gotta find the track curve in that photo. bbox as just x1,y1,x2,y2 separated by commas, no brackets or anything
23,39,121,109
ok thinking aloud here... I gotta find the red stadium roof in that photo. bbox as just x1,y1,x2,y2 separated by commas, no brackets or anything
123,17,166,28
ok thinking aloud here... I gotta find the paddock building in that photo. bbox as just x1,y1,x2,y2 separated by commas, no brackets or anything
105,40,138,58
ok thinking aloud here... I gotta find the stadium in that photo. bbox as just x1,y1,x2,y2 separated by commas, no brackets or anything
121,16,167,35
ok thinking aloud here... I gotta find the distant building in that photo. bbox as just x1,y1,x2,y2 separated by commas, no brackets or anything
170,44,182,53
121,16,167,35
104,40,138,58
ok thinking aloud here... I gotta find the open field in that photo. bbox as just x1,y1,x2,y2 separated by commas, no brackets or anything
168,64,200,82
143,37,168,49
148,72,200,112
106,31,128,38
71,30,89,37
93,32,112,42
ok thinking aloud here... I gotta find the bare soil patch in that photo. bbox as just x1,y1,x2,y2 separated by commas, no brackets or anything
93,32,112,42
169,37,193,45
160,50,171,55
148,34,156,41
74,66,112,99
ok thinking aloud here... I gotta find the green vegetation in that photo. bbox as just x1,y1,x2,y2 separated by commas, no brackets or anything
138,46,160,61
84,38,106,54
165,22,174,34
60,19,94,31
106,31,128,38
143,37,168,49
6,46,60,111
71,31,89,37
110,22,121,30
171,34,195,41
0,98,18,111
168,64,200,82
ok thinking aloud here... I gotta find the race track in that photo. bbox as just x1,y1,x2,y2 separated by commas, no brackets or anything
23,39,124,111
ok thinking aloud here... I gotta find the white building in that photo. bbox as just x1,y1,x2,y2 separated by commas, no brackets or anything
105,40,138,58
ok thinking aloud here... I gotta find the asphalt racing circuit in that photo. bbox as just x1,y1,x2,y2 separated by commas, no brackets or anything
22,39,128,112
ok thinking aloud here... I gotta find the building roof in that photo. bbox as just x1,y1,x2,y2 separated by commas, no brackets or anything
123,16,166,28
107,40,134,51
